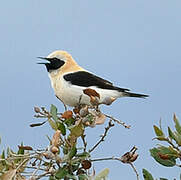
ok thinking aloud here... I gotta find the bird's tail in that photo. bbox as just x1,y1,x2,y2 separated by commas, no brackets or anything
123,92,149,98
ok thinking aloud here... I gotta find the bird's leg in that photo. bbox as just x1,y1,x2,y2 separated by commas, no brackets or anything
55,95,67,111
78,95,83,105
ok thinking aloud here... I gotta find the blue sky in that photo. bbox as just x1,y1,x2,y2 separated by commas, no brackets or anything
1,0,181,179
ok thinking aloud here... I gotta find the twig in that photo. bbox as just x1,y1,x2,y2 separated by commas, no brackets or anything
16,158,30,171
35,172,50,179
129,162,139,180
91,157,116,162
89,120,114,153
29,160,42,179
90,156,139,180
81,134,87,152
166,138,180,152
104,114,131,129
56,95,67,111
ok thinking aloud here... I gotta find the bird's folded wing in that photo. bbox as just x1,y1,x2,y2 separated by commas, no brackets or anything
63,71,130,92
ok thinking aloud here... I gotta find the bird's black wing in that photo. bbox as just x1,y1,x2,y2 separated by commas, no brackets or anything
63,71,130,92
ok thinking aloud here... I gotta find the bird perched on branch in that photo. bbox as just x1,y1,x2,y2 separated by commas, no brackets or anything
38,50,148,107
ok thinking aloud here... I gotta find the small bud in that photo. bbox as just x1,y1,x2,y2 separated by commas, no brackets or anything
51,146,59,154
79,106,89,117
102,97,116,105
95,113,106,125
81,160,92,169
34,107,40,113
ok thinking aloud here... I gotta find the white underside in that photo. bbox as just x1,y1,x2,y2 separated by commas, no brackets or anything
49,74,124,107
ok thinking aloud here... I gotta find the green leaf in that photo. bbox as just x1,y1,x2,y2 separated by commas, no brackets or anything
76,152,90,158
55,167,68,179
65,118,75,127
50,104,59,122
150,147,176,167
174,131,181,146
153,125,164,137
70,121,84,138
63,147,68,154
78,174,89,180
17,142,24,155
57,122,66,136
1,150,5,159
142,169,154,180
168,127,176,140
173,114,181,134
154,137,167,141
48,118,58,130
95,168,109,180
49,176,56,180
66,174,77,180
72,162,81,172
0,150,6,167
68,146,77,159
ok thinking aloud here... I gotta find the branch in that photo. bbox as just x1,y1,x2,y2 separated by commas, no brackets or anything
90,156,139,180
81,134,87,152
129,162,139,180
89,120,114,153
104,114,131,129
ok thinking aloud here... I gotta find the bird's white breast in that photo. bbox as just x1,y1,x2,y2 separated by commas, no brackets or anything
48,72,122,107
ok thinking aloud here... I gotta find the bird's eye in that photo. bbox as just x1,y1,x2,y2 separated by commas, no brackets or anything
48,58,65,70
52,57,60,61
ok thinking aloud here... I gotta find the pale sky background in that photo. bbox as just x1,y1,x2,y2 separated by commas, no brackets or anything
1,0,181,179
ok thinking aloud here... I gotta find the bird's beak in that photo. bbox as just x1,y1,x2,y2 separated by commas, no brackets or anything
37,57,51,64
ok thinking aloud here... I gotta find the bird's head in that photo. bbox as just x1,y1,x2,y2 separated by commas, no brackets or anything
38,50,82,75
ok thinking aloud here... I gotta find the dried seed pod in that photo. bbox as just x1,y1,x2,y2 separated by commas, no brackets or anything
79,106,89,117
61,110,73,119
51,146,59,154
102,97,116,105
95,113,106,125
81,160,92,169
34,107,41,113
52,130,61,147
129,153,139,162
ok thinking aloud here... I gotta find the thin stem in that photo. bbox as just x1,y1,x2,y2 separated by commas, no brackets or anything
129,162,139,180
104,114,131,129
91,157,139,180
89,120,114,153
91,157,115,162
81,134,87,152
166,138,180,152
16,159,30,171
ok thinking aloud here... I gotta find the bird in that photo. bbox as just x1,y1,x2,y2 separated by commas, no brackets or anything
38,50,148,107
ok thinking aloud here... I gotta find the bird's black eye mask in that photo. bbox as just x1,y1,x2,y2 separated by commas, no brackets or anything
37,57,65,72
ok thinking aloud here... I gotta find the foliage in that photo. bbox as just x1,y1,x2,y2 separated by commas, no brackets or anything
143,114,181,180
0,102,137,180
